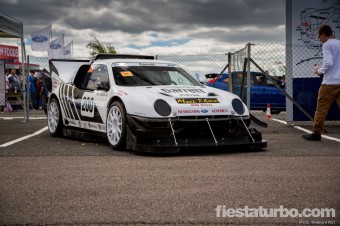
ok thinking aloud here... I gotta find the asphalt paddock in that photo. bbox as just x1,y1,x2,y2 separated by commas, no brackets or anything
0,118,339,225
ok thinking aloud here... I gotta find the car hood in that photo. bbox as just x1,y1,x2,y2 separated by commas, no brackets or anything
115,85,249,118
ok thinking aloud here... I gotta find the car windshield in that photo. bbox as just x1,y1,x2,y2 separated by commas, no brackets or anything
112,64,201,86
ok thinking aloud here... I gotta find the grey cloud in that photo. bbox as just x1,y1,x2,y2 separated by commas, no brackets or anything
1,0,285,34
191,28,285,44
0,0,286,55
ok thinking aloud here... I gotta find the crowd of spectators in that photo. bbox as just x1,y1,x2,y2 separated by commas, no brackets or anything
3,68,48,112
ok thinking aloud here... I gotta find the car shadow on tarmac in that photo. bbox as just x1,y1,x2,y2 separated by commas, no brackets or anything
61,128,268,157
134,146,267,157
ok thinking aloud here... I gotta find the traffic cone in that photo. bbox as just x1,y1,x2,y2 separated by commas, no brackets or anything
266,103,272,119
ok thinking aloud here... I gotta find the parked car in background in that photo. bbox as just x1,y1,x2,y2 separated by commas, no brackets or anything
206,71,286,114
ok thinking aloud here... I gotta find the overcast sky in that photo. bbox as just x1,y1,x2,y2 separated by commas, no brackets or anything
0,0,286,57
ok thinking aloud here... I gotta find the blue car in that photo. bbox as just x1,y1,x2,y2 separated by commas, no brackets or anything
206,72,286,114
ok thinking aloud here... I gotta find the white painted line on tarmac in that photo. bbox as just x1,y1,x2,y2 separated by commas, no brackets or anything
271,118,287,125
0,126,48,148
0,117,47,120
271,118,340,143
294,125,340,143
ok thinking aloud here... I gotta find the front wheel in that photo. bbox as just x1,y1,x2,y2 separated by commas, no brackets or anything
47,98,63,136
106,101,126,150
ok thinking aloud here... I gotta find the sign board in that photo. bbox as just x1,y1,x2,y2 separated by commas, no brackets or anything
286,0,340,121
0,44,19,60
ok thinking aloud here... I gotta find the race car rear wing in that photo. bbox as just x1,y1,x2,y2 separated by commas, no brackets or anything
94,54,154,60
49,59,90,84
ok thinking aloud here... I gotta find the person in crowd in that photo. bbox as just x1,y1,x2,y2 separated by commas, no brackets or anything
256,70,268,85
302,25,340,141
28,71,36,110
278,75,285,83
35,73,41,110
7,69,21,92
38,76,48,110
6,69,22,111
5,69,10,92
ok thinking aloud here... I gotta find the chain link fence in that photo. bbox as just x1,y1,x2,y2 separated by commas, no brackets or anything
156,54,229,82
1,44,339,127
1,56,49,119
158,43,340,127
249,43,339,127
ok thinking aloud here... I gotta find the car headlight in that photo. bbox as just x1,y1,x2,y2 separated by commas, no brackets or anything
154,99,172,116
232,98,245,115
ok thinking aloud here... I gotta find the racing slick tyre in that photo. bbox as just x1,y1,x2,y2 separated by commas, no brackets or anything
106,101,127,150
47,98,63,137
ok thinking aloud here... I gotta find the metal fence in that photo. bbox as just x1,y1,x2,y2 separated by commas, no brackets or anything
158,43,340,127
1,43,339,127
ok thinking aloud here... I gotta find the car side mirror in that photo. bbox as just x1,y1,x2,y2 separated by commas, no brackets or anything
280,82,285,88
205,73,218,79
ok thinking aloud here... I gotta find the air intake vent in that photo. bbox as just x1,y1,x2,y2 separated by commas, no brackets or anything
154,99,171,116
159,92,173,97
232,98,245,115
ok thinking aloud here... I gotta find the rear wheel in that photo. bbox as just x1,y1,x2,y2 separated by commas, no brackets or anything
48,98,63,136
106,101,126,150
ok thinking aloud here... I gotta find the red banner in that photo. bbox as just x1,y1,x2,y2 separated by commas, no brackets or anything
0,44,19,60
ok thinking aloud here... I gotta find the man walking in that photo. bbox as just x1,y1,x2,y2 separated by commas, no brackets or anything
302,25,340,141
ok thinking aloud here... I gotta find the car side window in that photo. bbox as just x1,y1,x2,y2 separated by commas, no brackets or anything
82,64,110,90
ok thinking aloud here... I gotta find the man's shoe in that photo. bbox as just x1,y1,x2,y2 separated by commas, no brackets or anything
302,132,321,141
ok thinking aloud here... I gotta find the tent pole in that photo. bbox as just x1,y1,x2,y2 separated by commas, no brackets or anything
21,39,29,122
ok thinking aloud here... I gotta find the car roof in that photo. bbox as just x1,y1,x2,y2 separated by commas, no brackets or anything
94,54,154,60
94,58,174,65
91,53,178,66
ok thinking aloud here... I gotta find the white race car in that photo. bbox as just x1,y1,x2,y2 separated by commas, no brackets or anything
47,54,267,153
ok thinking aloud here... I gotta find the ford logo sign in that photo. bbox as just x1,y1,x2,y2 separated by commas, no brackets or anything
51,43,62,49
201,110,208,113
32,35,48,42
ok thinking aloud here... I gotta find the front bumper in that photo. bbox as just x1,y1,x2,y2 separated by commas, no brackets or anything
126,115,267,153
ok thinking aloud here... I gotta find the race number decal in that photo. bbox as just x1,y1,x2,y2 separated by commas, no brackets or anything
81,93,95,117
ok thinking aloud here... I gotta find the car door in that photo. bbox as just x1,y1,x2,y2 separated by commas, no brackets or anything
250,73,267,110
73,64,110,132
250,73,285,110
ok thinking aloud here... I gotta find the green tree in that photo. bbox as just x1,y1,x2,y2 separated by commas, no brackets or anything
86,38,117,56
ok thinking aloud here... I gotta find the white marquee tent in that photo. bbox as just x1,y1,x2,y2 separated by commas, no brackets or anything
0,12,25,107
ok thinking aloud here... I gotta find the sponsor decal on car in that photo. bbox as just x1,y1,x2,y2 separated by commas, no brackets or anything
179,94,200,97
178,110,200,114
95,92,108,96
190,103,213,107
212,109,228,113
117,90,128,96
161,88,206,94
120,71,133,77
167,64,177,67
176,98,220,104
139,62,155,66
81,93,95,117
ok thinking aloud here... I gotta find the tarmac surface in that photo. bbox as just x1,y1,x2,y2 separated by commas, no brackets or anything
0,117,339,225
